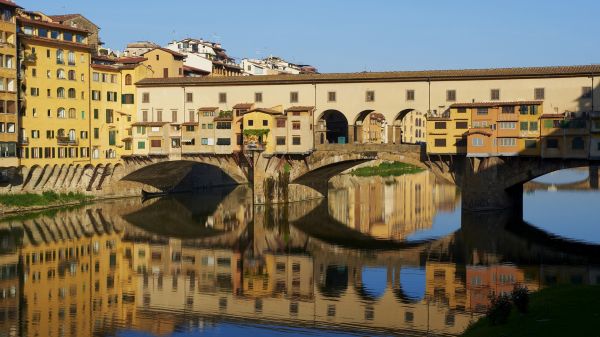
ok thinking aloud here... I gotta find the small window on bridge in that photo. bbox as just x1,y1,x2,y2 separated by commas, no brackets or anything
434,122,447,129
406,89,415,101
456,121,468,129
472,138,484,147
276,137,285,145
456,107,467,113
501,106,515,114
434,139,446,147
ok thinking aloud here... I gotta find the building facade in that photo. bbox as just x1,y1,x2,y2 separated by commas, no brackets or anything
0,0,18,168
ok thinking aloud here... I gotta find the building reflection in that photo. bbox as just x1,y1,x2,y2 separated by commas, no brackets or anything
0,182,599,336
328,171,459,240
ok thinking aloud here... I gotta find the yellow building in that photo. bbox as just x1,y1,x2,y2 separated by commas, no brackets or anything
138,47,185,78
242,107,281,154
17,11,93,166
426,105,471,154
0,1,18,167
90,62,122,164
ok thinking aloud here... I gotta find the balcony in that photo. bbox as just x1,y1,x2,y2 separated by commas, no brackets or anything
57,136,78,146
23,53,37,64
244,141,266,152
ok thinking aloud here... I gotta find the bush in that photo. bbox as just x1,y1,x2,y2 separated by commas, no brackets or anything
511,284,530,313
486,293,512,325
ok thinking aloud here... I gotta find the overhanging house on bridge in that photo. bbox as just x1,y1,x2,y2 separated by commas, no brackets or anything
133,64,599,158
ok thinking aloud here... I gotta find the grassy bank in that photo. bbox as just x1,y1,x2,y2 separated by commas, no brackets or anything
463,285,600,337
350,161,424,177
0,191,91,208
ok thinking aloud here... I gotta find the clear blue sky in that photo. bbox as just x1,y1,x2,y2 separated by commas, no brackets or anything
16,0,600,73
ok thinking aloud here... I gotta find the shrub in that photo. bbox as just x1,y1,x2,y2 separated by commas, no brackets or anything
486,293,512,325
511,284,530,313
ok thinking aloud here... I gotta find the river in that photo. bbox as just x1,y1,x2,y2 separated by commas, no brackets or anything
0,168,598,337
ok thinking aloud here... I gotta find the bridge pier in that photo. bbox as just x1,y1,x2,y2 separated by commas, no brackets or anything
590,166,599,190
460,156,524,212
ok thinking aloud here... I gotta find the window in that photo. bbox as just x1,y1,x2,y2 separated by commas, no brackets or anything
67,51,75,65
519,105,529,115
582,86,592,99
151,140,161,147
216,138,231,145
142,92,150,103
57,107,66,118
156,110,162,122
276,137,286,145
121,94,134,104
171,110,178,123
56,49,64,64
525,140,537,149
290,91,299,103
457,107,467,113
254,92,262,103
262,120,268,127
529,121,538,131
456,121,468,129
328,91,336,102
276,119,286,128
434,122,446,129
92,72,99,81
91,90,100,101
490,89,500,100
472,138,484,147
68,88,76,98
57,68,65,79
498,138,516,147
546,138,559,149
218,92,226,103
406,89,415,101
125,74,132,85
142,110,148,121
106,110,114,123
572,137,585,150
446,90,456,102
292,121,301,130
501,106,515,114
477,107,488,115
68,108,76,119
434,138,446,147
63,32,73,42
365,90,375,102
534,88,545,100
188,110,195,122
216,121,231,129
499,122,516,129
248,120,254,126
30,87,39,96
292,136,301,145
186,92,193,103
201,138,208,145
207,123,213,129
520,121,528,130
22,26,33,35
93,128,99,139
108,130,116,146
68,70,75,80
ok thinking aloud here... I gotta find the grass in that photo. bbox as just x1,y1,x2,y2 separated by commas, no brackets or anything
350,161,424,177
463,285,600,337
0,191,91,208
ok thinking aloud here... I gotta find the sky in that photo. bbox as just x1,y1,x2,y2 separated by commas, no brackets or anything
15,0,600,73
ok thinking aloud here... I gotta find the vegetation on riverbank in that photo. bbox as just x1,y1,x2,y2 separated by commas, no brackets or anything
463,285,600,337
350,161,424,177
0,192,91,208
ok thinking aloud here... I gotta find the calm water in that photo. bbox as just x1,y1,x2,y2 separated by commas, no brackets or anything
0,168,599,337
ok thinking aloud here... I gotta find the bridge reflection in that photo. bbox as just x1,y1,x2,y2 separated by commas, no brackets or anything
0,185,599,337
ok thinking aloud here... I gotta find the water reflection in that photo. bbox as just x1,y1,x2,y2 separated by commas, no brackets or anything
0,170,599,337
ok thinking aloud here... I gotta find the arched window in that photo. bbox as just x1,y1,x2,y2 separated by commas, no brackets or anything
68,129,76,140
57,108,65,118
68,108,76,119
57,87,65,98
57,128,65,137
57,68,65,79
56,49,64,64
68,88,76,99
68,70,76,80
67,51,75,65
125,74,132,85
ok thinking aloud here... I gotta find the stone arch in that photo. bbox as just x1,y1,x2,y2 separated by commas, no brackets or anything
354,266,388,302
318,265,348,298
316,109,349,144
353,110,389,144
393,267,426,303
121,159,247,192
392,109,425,144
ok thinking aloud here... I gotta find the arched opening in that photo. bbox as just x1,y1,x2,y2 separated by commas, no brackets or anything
393,109,425,144
355,266,388,301
353,110,388,144
394,267,426,303
317,110,348,144
318,265,348,298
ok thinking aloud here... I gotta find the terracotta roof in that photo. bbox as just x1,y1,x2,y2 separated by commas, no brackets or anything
17,16,90,33
233,103,254,109
142,47,186,58
183,65,210,75
117,57,147,64
0,0,21,8
137,64,600,87
285,106,315,112
198,107,219,111
131,122,168,127
92,54,116,62
91,63,119,71
451,101,543,108
246,107,283,115
18,34,93,50
48,14,80,22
